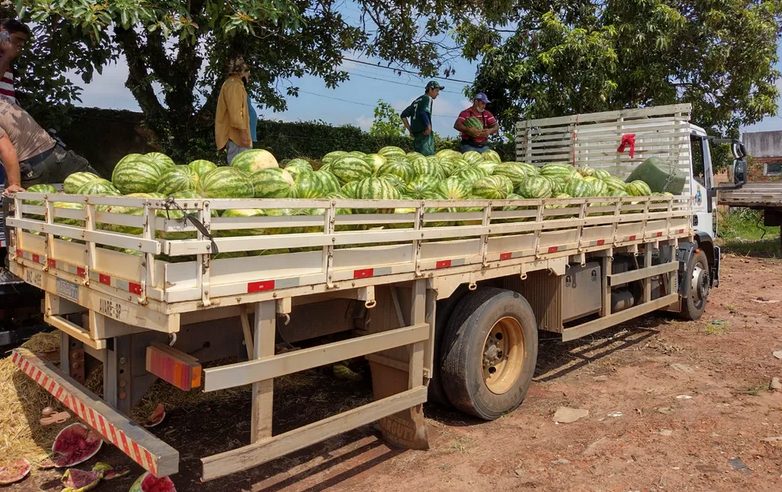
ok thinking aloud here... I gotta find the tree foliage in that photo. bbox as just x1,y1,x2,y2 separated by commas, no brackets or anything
369,99,406,137
15,0,475,159
458,0,782,136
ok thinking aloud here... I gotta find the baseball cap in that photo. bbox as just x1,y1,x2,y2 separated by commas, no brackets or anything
425,80,445,91
474,92,491,103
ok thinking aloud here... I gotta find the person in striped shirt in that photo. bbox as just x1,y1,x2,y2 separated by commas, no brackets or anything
0,19,30,105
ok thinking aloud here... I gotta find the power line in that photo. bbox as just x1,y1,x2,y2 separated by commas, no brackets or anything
344,71,463,95
295,88,456,120
342,57,474,85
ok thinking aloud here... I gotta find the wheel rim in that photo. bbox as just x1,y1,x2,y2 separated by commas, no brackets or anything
482,316,525,395
690,261,710,309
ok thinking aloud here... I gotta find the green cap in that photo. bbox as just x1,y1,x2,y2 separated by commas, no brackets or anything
425,80,445,91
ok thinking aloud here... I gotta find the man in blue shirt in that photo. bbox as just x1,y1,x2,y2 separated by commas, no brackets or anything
400,81,443,156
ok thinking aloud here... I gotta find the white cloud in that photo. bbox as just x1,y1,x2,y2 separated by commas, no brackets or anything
356,115,372,131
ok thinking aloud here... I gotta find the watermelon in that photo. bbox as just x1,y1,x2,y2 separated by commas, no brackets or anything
330,156,374,184
435,149,462,161
515,162,539,175
453,167,489,184
517,175,553,199
626,180,652,196
377,146,406,159
341,181,360,198
472,175,513,199
144,152,175,169
436,176,471,200
476,160,498,175
380,174,406,191
566,179,593,198
405,175,439,198
363,153,387,172
231,149,279,172
283,158,313,177
321,151,348,167
493,163,528,186
412,157,445,179
0,458,31,486
354,177,401,200
545,176,567,195
377,159,415,182
577,165,596,177
218,208,266,236
462,151,483,165
64,172,101,194
603,176,627,193
291,171,327,199
25,183,57,206
347,150,366,159
52,423,103,468
463,117,483,130
482,149,502,164
406,151,425,161
129,472,176,492
99,192,163,235
591,179,609,197
540,163,576,179
594,169,611,180
156,167,198,195
252,168,294,198
444,157,471,175
199,167,254,198
112,154,165,194
77,179,121,196
502,193,527,211
187,159,217,176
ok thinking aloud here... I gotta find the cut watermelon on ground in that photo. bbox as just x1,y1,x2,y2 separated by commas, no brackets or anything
129,472,177,492
0,458,31,485
52,423,103,468
143,403,166,428
61,467,102,492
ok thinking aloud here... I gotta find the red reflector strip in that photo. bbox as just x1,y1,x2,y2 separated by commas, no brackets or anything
247,280,275,293
656,232,663,237
628,235,637,241
47,258,56,268
99,274,111,285
596,239,605,246
677,229,685,234
76,267,86,277
129,282,142,295
15,248,22,257
436,260,452,269
500,252,512,261
353,268,374,279
547,246,558,254
32,254,40,263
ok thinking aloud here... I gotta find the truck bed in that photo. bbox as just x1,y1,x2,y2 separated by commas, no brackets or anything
717,182,782,209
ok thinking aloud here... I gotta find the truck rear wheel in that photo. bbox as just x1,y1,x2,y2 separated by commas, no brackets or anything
680,249,709,320
440,288,538,420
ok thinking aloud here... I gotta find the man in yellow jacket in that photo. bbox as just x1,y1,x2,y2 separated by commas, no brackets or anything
215,57,252,164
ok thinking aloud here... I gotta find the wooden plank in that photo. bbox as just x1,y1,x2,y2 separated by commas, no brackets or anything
201,386,427,481
203,323,429,392
251,300,276,442
44,313,106,350
562,293,679,342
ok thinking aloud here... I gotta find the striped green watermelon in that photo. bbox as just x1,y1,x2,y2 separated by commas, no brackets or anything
546,176,568,195
315,171,341,194
77,179,121,196
436,176,471,200
377,159,416,182
594,169,611,180
492,163,527,186
284,158,313,178
64,172,101,194
188,159,217,176
252,168,294,198
379,173,406,191
517,175,553,199
291,171,328,198
413,157,445,179
112,154,165,194
156,167,198,195
453,167,489,184
603,176,627,193
566,179,593,197
463,116,483,130
540,163,576,179
218,208,266,237
98,192,163,235
199,167,254,198
577,165,595,177
515,162,539,175
25,183,56,199
321,151,348,167
435,149,462,161
378,146,406,159
482,150,502,164
462,151,483,165
472,175,514,199
330,156,374,184
347,151,366,159
354,177,401,200
406,151,425,161
502,193,526,211
231,149,279,172
145,152,176,169
476,160,498,175
591,179,609,197
363,153,387,172
341,181,360,198
444,157,471,176
405,175,439,198
626,180,652,196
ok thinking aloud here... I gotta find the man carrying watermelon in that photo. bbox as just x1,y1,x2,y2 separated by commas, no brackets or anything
454,92,499,153
400,80,444,156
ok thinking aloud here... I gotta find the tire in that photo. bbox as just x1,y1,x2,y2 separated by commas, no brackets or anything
440,287,538,420
680,249,710,320
427,286,468,406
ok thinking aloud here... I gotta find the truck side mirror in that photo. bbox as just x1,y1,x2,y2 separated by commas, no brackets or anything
732,158,747,185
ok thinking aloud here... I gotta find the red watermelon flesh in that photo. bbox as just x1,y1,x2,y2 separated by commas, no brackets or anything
130,472,177,492
0,458,31,485
52,423,103,467
61,468,101,490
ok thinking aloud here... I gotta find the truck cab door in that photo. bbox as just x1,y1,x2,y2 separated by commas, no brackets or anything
689,132,714,237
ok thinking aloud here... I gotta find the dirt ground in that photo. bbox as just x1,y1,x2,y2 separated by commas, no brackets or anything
12,254,782,491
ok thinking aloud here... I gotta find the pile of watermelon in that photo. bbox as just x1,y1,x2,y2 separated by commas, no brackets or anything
29,146,661,242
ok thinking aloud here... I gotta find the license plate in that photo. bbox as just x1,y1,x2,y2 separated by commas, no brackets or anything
56,278,79,302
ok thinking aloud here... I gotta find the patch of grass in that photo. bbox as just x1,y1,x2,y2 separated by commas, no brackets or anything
717,208,780,257
447,436,473,453
739,382,770,396
704,320,728,335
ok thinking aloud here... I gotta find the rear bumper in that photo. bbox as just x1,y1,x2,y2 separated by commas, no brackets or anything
11,348,179,477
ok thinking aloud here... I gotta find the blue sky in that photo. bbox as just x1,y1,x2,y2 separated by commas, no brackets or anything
66,36,782,139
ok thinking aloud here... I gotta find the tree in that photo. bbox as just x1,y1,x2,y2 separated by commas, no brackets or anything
15,1,477,160
457,1,782,137
369,100,406,137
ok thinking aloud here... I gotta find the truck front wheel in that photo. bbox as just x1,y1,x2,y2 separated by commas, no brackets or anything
680,249,710,320
440,288,538,420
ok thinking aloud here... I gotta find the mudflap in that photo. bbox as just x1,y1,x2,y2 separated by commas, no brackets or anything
368,359,429,450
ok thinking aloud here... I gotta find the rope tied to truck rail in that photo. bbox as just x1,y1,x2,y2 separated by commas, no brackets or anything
162,197,220,254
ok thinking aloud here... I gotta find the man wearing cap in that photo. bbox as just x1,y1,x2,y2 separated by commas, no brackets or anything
454,92,499,153
400,80,444,156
